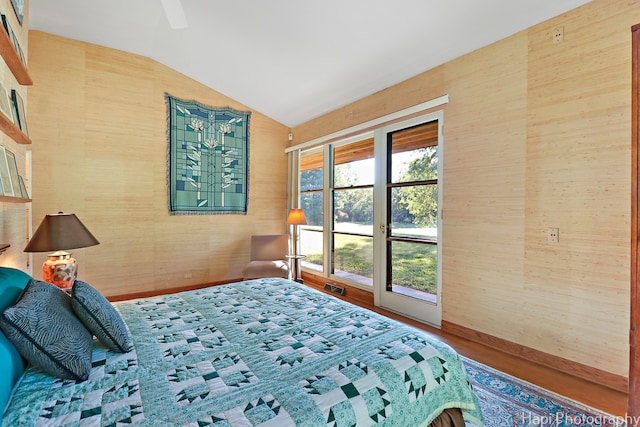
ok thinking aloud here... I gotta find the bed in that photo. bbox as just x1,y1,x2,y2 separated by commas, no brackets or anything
0,267,483,426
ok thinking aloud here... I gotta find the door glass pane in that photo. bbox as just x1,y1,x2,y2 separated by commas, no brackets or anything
387,120,439,304
389,241,437,302
390,185,437,239
391,145,438,183
390,122,438,184
333,233,373,285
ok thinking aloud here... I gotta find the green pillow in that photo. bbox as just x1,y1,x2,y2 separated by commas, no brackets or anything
71,280,133,353
0,280,93,381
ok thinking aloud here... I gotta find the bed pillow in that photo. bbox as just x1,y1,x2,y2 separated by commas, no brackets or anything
0,267,33,414
71,280,133,353
0,280,93,381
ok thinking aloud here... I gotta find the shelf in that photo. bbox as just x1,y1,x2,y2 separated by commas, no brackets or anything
0,24,31,85
0,195,30,203
0,15,32,206
0,15,32,205
0,19,31,145
0,108,30,144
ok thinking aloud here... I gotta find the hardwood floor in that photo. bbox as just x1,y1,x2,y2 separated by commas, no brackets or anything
363,304,628,417
299,274,628,416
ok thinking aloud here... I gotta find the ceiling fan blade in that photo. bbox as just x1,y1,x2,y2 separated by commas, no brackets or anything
161,0,188,29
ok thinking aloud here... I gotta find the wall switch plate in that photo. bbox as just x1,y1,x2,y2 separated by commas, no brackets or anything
547,227,559,243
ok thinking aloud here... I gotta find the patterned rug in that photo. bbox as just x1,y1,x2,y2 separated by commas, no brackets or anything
461,356,626,427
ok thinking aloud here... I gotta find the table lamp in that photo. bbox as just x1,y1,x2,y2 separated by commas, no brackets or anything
286,208,307,282
24,212,99,291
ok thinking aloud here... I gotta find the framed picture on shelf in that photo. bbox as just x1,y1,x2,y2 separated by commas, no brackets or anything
0,14,8,37
0,81,13,123
0,146,13,196
5,149,21,198
11,89,27,135
10,0,23,25
1,14,26,68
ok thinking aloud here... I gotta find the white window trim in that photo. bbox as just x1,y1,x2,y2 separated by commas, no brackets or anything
285,95,449,154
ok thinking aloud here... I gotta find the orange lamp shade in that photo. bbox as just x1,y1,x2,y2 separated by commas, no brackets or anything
286,209,307,225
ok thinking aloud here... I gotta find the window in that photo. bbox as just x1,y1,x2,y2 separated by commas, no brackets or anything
299,149,323,272
331,138,374,285
290,102,446,324
297,124,440,294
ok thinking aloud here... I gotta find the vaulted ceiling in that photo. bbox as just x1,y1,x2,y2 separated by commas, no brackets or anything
28,0,592,128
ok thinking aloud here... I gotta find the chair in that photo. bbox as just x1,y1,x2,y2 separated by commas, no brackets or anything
242,234,290,280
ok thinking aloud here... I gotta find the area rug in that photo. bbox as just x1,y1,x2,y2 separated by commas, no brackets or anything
461,356,626,427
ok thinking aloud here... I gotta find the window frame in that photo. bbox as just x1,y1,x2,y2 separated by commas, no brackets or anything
299,146,325,273
288,96,449,293
330,136,375,285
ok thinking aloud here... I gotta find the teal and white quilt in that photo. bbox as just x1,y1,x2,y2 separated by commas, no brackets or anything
3,278,483,426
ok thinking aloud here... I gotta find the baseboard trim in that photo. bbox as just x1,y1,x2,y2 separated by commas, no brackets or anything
442,320,628,393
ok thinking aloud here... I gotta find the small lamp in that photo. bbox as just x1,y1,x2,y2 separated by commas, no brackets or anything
286,208,307,282
286,208,307,226
287,208,307,253
24,212,99,291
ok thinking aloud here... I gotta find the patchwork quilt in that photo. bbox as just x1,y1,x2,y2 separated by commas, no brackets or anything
3,278,483,426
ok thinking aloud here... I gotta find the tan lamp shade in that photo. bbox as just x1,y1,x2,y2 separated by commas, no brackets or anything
24,212,99,290
286,208,307,225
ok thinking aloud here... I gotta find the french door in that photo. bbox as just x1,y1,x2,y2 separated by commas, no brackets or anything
374,112,443,327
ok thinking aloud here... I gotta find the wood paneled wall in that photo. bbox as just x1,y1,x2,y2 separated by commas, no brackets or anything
0,0,30,271
26,31,290,297
292,0,634,379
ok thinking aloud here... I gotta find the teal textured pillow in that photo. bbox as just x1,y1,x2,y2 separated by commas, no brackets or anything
71,280,133,353
0,280,93,381
0,267,33,413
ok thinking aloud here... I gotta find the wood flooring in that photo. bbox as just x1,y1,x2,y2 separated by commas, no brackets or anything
364,304,628,417
300,274,628,416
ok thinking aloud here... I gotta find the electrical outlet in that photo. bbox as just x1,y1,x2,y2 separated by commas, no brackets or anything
553,27,564,43
184,272,193,279
547,227,559,243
